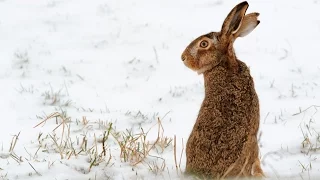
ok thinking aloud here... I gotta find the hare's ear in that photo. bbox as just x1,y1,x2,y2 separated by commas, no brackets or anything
235,12,260,38
221,1,249,37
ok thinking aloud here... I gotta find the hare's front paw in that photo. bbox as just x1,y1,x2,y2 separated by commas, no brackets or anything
253,172,265,179
252,158,265,179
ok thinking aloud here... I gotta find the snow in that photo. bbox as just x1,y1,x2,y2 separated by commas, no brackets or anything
0,0,320,179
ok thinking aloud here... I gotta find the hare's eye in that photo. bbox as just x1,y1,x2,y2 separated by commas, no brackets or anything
199,40,209,48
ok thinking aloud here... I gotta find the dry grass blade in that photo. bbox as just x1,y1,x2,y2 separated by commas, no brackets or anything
33,112,60,128
49,134,64,159
132,118,163,166
33,112,73,160
178,138,184,173
9,132,21,153
173,135,178,173
10,152,22,163
27,161,42,176
111,117,172,166
147,157,166,175
102,123,113,156
292,105,320,116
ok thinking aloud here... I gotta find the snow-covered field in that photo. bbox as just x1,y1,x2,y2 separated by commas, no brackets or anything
1,0,320,179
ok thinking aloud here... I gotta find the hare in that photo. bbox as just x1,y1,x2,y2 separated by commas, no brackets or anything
181,1,264,179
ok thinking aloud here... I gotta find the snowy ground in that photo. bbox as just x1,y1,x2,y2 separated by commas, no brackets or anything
1,0,320,179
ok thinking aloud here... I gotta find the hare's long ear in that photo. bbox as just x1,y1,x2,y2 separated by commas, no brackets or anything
234,12,260,38
221,1,249,37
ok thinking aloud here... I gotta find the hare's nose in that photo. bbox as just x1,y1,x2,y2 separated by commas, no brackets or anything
181,55,186,61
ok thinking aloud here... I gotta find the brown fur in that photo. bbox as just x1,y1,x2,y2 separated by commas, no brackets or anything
181,1,264,178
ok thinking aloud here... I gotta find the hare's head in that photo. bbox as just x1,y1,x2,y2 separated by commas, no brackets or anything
181,1,259,74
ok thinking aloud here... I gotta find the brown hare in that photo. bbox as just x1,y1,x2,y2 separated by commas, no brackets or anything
181,1,264,179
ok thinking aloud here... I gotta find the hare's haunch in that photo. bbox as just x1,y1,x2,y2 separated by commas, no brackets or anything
181,1,264,178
